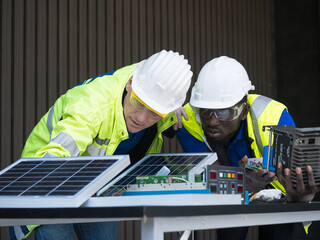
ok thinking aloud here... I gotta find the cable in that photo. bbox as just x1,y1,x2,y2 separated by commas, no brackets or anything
168,177,189,184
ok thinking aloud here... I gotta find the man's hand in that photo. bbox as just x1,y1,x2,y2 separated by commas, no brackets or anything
173,107,189,130
239,156,277,193
277,163,320,203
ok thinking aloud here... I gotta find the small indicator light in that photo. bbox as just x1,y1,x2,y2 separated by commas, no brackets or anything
228,173,231,178
238,186,243,193
232,173,235,178
237,173,243,180
210,172,217,179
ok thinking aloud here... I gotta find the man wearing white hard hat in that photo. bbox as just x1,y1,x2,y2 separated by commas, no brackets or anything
10,50,193,240
174,56,319,239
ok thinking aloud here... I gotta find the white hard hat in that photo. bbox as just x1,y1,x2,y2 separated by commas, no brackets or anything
190,56,255,109
132,50,193,115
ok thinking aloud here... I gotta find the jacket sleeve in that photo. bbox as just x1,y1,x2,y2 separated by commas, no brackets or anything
35,92,101,157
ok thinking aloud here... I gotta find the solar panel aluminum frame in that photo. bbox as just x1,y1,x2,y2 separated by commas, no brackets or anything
0,155,130,208
188,153,218,183
97,152,218,196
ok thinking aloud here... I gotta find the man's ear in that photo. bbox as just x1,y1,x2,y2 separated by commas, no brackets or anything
125,77,133,91
241,104,250,120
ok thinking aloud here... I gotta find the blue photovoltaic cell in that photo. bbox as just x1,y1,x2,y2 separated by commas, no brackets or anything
0,160,114,196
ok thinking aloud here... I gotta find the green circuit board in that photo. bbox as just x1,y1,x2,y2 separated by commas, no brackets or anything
136,174,203,185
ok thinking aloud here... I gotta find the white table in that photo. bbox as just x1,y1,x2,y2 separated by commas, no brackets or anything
1,200,320,240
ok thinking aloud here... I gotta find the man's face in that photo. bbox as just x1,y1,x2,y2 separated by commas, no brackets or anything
123,79,163,133
200,102,249,144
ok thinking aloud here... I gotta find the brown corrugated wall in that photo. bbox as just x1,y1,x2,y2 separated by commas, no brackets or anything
1,0,273,239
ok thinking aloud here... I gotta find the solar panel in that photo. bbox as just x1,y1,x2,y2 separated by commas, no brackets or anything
98,153,217,197
0,155,130,208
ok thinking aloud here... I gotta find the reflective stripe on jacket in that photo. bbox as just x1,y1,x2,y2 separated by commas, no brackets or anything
182,94,287,193
12,63,177,240
22,64,138,159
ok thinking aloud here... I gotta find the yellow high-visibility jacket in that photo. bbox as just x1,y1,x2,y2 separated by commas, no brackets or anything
11,63,177,239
